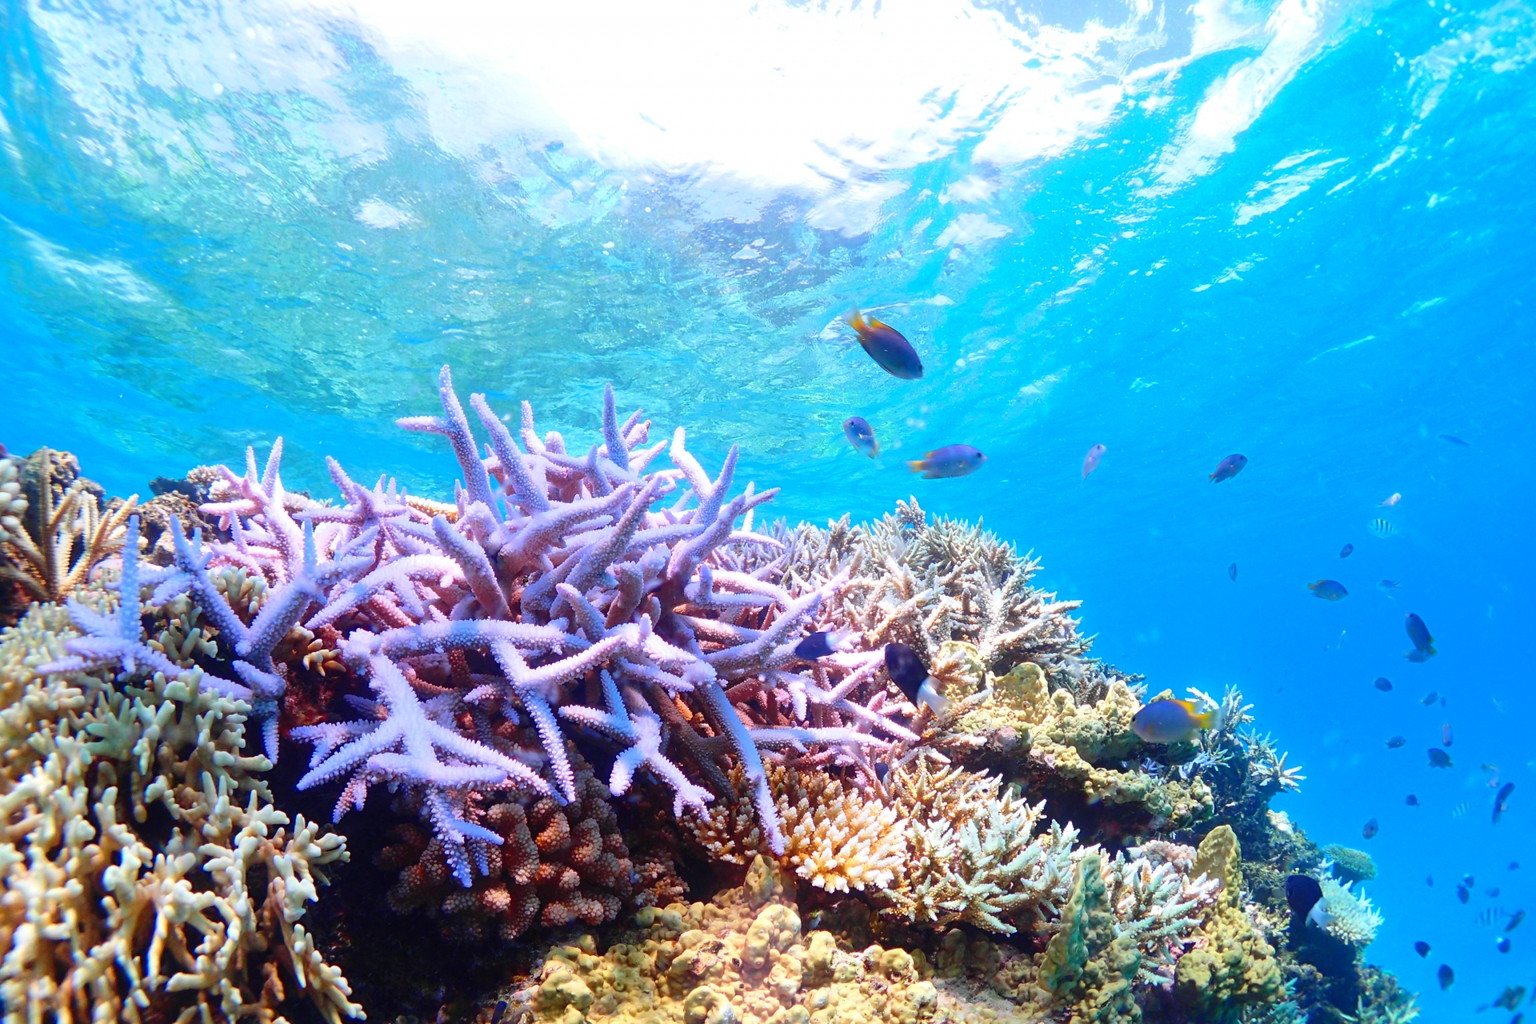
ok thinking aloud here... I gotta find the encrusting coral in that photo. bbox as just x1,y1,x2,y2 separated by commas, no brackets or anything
0,572,358,1022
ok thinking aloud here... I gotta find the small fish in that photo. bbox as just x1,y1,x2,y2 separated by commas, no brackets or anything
1427,875,1434,886
1339,542,1355,558
884,642,948,714
1442,723,1454,747
1368,517,1398,539
1477,907,1508,927
1488,887,1502,898
1373,677,1393,692
1507,909,1526,932
1209,453,1248,482
490,1000,508,1024
1309,579,1349,601
842,416,879,458
1511,862,1521,872
1081,443,1107,479
1457,883,1471,904
907,444,986,480
1362,818,1379,840
1437,964,1454,990
1493,782,1515,825
1385,735,1406,749
794,630,854,661
1379,492,1403,507
1428,748,1452,768
1495,987,1527,1011
1452,801,1470,819
1405,794,1419,806
1464,874,1476,887
845,308,923,379
1228,562,1238,582
1378,579,1402,592
1414,941,1431,957
1131,698,1222,744
1438,433,1470,447
1405,613,1436,661
1498,937,1511,954
1421,691,1438,706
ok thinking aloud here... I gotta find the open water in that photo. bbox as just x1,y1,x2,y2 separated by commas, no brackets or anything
3,0,1534,1018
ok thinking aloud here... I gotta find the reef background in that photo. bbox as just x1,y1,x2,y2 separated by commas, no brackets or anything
4,1,1536,1019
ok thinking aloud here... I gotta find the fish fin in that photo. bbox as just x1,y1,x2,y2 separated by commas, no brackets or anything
906,459,927,474
868,441,880,457
1198,705,1224,733
924,450,939,458
918,676,948,715
844,307,865,331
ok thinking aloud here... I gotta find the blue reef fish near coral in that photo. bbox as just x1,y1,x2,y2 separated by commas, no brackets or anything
3,1,1533,1022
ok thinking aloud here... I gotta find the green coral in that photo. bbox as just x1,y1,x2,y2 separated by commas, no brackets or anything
1037,854,1141,1023
1173,826,1285,1022
1322,845,1378,883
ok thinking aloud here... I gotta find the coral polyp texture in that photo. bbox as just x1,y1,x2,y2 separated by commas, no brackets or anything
0,368,1417,1024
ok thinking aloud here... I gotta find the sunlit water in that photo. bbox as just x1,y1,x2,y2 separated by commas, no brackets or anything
4,0,1535,1016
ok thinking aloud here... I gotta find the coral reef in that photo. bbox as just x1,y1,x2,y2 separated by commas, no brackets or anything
0,370,1414,1024
1321,845,1378,883
0,448,136,626
0,589,357,1022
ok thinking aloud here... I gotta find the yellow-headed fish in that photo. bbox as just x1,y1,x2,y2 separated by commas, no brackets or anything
1132,698,1222,744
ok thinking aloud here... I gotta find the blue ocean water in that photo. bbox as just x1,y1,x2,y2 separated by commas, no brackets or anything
3,0,1533,1016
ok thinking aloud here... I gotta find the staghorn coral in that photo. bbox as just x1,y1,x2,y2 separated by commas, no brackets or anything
0,449,137,625
0,595,359,1024
1173,826,1286,1023
376,757,636,942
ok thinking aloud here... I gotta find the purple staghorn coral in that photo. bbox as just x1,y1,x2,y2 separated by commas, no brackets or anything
48,368,912,887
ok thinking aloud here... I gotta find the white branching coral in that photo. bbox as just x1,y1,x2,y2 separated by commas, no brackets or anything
0,597,360,1024
1313,878,1383,946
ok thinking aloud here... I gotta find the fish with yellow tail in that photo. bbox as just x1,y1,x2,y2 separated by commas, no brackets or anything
845,307,923,379
907,444,986,479
1131,697,1223,744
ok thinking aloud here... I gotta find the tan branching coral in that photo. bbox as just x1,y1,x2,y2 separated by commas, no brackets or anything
377,760,636,942
0,597,359,1024
0,450,136,618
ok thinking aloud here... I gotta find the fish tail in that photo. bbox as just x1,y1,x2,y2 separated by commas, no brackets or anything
906,459,927,474
844,307,865,331
1197,705,1224,733
869,441,880,457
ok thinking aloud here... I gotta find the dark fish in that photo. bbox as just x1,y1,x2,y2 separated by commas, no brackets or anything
1209,453,1248,482
1285,874,1324,918
1511,862,1521,871
1464,874,1476,887
1309,579,1349,601
1339,542,1355,558
1405,612,1436,661
1442,723,1454,747
1081,443,1107,479
1373,677,1393,692
1414,940,1431,957
1438,964,1454,990
842,416,879,458
1421,691,1438,706
1385,735,1406,749
1457,883,1471,904
1427,876,1434,886
1406,794,1419,806
845,308,923,379
1427,748,1452,768
1489,887,1501,898
1498,937,1511,954
907,444,986,479
884,642,948,713
1507,909,1526,932
1494,783,1516,825
1438,433,1470,447
1361,818,1379,840
1228,562,1238,582
794,630,853,661
1495,987,1527,1011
